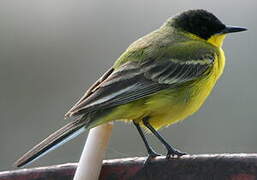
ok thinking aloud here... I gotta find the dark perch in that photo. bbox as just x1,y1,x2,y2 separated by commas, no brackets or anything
1,154,257,180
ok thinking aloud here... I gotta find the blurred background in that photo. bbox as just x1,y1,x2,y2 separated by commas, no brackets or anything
0,0,256,171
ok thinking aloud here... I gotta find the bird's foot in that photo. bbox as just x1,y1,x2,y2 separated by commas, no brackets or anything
144,151,161,165
166,148,187,159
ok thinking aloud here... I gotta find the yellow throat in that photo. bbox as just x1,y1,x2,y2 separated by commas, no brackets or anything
207,34,226,48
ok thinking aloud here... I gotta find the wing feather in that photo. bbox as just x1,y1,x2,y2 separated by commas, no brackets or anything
66,53,214,117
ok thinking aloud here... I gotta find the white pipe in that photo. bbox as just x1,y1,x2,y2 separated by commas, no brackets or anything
73,123,113,180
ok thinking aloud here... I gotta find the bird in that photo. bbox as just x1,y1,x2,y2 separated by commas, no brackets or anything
15,9,247,167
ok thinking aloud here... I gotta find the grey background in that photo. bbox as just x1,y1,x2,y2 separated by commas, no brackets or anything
1,0,256,171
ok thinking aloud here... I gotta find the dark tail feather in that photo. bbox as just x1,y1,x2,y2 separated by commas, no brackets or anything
14,118,86,167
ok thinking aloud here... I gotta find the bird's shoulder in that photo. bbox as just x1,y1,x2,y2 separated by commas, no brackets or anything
113,28,173,68
162,40,218,64
114,30,218,69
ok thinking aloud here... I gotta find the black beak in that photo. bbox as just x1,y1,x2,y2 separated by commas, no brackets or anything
221,26,247,34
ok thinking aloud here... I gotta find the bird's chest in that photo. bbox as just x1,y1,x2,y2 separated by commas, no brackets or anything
147,51,225,129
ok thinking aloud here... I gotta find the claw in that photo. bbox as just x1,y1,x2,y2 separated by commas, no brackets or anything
144,152,161,165
166,149,187,159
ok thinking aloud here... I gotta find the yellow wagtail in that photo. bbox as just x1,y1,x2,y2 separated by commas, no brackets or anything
15,9,247,167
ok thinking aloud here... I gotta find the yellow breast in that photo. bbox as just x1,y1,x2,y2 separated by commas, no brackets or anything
146,48,225,129
98,48,226,130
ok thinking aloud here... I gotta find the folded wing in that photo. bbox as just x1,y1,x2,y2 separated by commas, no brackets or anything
65,53,214,118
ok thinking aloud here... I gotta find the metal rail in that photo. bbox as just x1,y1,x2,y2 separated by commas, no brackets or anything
1,154,257,180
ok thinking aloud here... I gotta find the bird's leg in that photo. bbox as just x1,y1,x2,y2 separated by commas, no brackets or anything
133,121,161,163
142,117,187,159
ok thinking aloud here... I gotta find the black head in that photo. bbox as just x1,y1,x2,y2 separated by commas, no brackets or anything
171,9,226,39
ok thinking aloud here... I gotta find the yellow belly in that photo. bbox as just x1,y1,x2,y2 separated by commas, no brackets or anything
148,51,225,129
94,49,225,130
143,74,219,129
